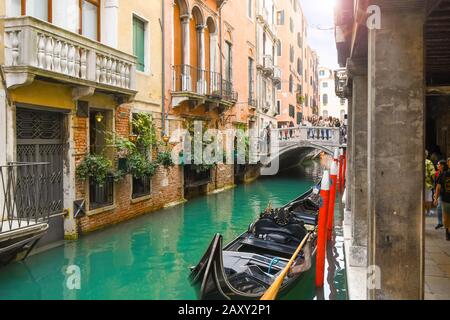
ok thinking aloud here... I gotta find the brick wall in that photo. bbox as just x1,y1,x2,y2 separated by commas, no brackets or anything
74,105,184,235
208,164,235,192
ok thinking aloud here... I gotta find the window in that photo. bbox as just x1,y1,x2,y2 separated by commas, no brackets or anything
297,84,302,95
277,41,282,57
297,112,302,125
262,33,266,56
276,101,281,115
131,113,152,199
225,41,233,83
290,18,294,33
248,57,254,101
323,94,329,106
289,75,294,93
341,98,346,106
289,105,295,118
297,32,302,48
133,16,146,72
297,58,302,75
319,70,325,76
13,0,52,22
305,94,308,107
89,109,114,210
247,0,253,19
290,45,294,63
80,0,101,41
322,82,328,88
276,10,284,25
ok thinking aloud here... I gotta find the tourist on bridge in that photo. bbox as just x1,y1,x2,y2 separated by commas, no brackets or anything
434,161,450,241
289,121,295,139
425,151,436,217
435,160,448,230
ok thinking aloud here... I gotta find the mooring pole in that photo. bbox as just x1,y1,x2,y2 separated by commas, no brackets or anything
327,149,339,241
316,170,330,288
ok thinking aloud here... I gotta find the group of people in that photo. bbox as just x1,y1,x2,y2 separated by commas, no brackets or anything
425,150,450,241
301,116,344,141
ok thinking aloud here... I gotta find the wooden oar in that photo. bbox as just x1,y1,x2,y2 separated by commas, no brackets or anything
260,231,312,300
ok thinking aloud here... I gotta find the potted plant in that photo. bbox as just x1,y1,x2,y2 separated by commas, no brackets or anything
127,152,158,179
157,150,175,169
76,154,114,184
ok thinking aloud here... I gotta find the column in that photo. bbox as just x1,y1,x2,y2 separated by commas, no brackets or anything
367,3,425,300
345,88,353,214
210,34,218,92
103,0,119,49
181,15,191,91
197,25,206,94
348,58,368,268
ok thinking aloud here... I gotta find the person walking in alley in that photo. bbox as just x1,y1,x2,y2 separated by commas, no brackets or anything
425,151,436,216
435,160,448,230
434,162,450,241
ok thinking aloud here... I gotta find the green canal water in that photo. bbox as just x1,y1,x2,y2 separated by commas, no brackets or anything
0,161,347,300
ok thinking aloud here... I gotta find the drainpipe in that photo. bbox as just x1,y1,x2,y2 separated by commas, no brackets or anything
219,1,228,97
161,0,166,137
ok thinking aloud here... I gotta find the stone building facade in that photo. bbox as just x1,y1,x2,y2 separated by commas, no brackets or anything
335,0,450,300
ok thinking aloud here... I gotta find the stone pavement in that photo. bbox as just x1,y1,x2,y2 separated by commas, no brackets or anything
425,216,450,300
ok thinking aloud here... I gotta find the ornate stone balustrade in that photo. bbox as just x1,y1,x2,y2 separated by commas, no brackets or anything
3,16,137,99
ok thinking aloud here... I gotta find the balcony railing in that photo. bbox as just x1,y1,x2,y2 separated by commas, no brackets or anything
1,162,51,234
3,16,137,96
172,64,238,104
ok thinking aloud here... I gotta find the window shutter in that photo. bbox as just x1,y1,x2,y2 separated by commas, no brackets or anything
133,17,145,72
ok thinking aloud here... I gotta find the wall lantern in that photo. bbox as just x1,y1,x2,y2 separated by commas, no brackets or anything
95,112,104,123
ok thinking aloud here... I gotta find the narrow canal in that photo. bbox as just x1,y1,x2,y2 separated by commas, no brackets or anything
0,160,347,300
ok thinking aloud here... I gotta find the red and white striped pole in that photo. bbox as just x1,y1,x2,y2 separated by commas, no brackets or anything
316,170,330,288
338,148,344,193
327,149,339,241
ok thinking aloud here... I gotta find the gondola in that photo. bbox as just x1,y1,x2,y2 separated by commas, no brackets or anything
189,185,321,300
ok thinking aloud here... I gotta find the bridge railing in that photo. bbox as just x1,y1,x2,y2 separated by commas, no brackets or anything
272,126,344,146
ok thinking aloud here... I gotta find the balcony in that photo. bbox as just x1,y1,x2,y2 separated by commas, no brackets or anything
273,66,281,84
172,65,238,110
334,68,348,98
263,55,274,76
2,16,137,100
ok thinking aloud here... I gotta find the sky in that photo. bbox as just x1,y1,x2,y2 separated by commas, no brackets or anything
301,0,339,70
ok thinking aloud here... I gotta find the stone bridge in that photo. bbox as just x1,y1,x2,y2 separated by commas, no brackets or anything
259,126,346,167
